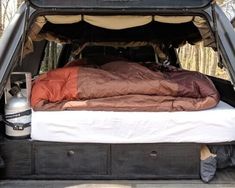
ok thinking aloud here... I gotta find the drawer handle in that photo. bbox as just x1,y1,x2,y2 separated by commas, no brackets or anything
149,151,158,158
67,150,75,157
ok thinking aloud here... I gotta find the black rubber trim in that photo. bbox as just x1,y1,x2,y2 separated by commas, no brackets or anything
6,122,31,130
5,109,31,119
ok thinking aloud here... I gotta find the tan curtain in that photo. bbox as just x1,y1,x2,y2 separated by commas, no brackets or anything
45,15,82,24
83,15,152,29
154,16,193,24
23,16,47,57
24,15,215,56
193,16,216,48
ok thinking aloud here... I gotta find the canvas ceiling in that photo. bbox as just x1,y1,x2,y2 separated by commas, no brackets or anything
24,15,214,56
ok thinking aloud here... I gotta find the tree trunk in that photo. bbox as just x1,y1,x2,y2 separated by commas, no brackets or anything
195,45,200,72
54,43,57,69
2,0,9,32
210,52,218,76
0,1,3,36
50,42,57,69
201,47,207,74
187,45,194,70
17,0,24,8
206,49,211,74
45,43,50,71
2,0,11,29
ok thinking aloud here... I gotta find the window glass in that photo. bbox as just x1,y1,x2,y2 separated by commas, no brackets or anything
220,1,235,22
177,42,229,80
40,42,62,73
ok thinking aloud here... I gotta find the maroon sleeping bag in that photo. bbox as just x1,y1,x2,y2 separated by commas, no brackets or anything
31,61,220,111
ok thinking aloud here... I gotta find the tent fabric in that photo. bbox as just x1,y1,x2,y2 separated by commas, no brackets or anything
29,16,47,41
37,15,196,26
83,15,153,30
23,15,214,56
154,16,193,24
36,32,71,44
23,16,46,57
193,16,216,48
45,15,82,24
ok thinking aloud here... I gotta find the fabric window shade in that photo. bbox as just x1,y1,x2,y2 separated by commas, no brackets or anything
45,15,82,24
83,15,152,29
154,16,193,24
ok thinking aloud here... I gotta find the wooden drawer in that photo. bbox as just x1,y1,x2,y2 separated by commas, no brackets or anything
112,144,200,178
34,142,109,175
0,139,32,178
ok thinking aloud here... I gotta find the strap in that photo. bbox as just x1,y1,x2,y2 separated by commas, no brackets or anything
5,109,31,120
0,112,31,131
6,122,31,131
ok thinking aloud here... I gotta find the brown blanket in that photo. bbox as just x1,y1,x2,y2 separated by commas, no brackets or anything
31,61,220,111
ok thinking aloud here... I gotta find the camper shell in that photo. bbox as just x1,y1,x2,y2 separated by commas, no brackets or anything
0,0,235,183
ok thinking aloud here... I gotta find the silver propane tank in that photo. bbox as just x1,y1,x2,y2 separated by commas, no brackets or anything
4,85,31,138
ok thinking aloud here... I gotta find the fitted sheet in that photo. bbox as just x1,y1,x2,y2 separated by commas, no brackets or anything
31,101,235,143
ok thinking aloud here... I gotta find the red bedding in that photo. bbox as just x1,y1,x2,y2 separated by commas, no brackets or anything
31,61,220,111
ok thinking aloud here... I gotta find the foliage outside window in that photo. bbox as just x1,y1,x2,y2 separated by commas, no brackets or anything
178,42,229,80
0,0,24,36
40,42,62,73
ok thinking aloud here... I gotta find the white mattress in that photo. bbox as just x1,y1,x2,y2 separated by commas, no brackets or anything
31,101,235,143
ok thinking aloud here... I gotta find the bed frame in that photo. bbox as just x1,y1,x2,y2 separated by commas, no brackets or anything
0,137,200,180
0,78,234,180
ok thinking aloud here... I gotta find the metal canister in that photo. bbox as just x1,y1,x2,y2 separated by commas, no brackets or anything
4,86,31,138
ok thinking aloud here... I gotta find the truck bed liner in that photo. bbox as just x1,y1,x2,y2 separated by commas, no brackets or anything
1,169,235,188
